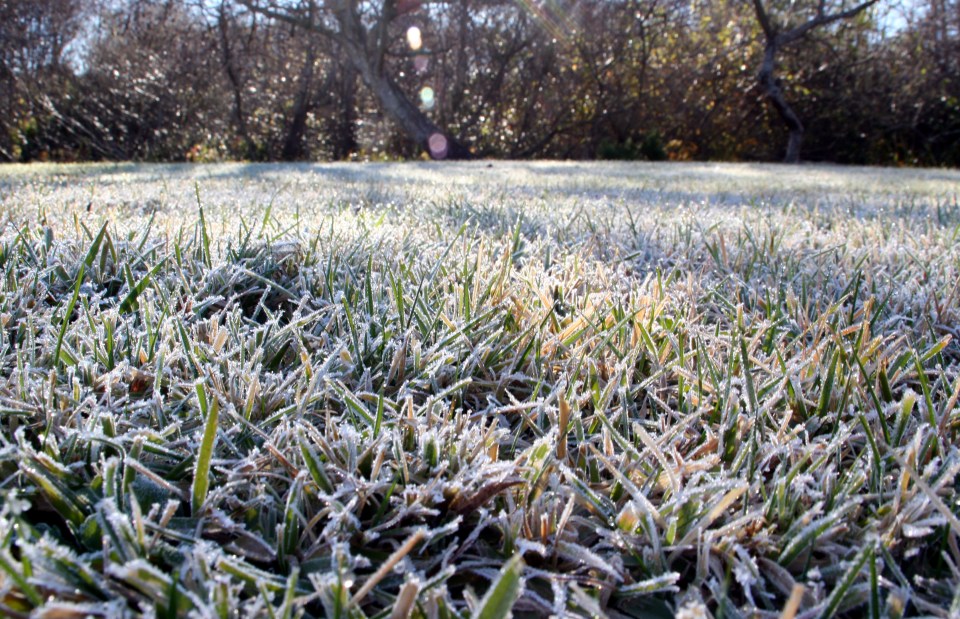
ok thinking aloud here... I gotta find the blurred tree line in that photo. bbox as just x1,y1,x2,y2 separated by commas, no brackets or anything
1,0,957,165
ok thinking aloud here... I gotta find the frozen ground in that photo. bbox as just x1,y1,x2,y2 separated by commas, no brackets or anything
0,162,958,618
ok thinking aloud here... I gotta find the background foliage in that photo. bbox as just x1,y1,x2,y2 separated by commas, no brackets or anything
0,0,958,165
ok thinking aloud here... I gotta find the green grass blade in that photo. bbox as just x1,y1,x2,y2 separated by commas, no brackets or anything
83,221,109,269
192,395,219,516
822,544,873,618
299,430,333,494
119,260,165,314
0,551,43,607
816,349,840,419
197,184,212,268
54,263,85,368
472,553,525,619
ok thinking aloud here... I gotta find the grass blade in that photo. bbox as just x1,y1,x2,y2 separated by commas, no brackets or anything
822,544,873,617
472,554,525,619
119,260,165,314
192,393,219,516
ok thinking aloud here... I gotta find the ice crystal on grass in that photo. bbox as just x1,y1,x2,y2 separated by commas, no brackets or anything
0,161,959,617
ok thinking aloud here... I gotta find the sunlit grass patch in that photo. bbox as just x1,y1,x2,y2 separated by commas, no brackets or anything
1,162,959,617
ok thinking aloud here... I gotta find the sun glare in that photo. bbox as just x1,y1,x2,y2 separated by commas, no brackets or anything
406,26,423,51
427,133,448,158
419,86,435,109
512,0,578,47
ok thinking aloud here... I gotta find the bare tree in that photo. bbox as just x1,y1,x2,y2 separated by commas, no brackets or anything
213,1,344,161
216,0,259,158
238,0,471,159
67,0,228,160
0,0,85,160
749,0,881,162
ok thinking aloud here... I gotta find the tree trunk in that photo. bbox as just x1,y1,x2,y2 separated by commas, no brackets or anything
749,0,880,164
239,0,472,159
332,61,358,159
758,43,804,163
339,37,471,159
281,40,318,161
218,2,258,160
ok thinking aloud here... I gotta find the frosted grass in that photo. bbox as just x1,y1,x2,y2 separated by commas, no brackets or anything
0,161,958,617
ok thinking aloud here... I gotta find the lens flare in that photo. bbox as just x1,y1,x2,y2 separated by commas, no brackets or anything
406,26,422,51
428,133,448,159
511,0,577,47
419,87,435,109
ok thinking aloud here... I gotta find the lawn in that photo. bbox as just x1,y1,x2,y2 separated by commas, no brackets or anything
0,161,959,618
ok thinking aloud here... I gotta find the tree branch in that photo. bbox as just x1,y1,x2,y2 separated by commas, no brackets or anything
750,0,776,41
236,0,339,40
778,0,881,46
372,0,396,74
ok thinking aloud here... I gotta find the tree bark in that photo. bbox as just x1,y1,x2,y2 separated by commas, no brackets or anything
335,24,471,158
281,39,318,161
239,0,471,160
749,0,880,164
758,43,804,164
348,45,472,158
332,60,358,159
217,2,258,159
